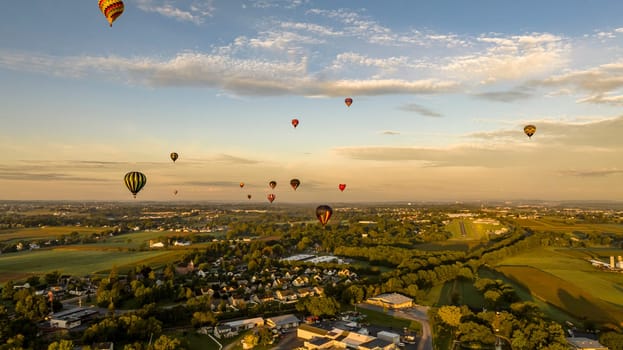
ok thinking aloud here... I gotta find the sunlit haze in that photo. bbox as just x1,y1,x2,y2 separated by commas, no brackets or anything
2,1,623,202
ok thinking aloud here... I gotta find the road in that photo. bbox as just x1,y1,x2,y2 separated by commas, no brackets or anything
358,303,432,350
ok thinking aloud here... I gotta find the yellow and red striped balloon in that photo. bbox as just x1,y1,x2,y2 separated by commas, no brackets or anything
99,0,124,27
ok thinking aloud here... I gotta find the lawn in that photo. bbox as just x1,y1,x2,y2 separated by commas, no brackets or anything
514,217,623,235
0,226,109,244
0,248,179,284
356,306,422,332
445,219,503,241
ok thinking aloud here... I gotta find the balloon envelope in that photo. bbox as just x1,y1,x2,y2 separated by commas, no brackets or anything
291,119,299,128
344,97,353,107
170,152,178,162
267,194,276,203
316,205,333,226
290,178,300,190
524,125,536,138
99,0,124,26
124,171,146,198
240,182,245,188
338,184,346,192
247,194,252,200
269,181,277,189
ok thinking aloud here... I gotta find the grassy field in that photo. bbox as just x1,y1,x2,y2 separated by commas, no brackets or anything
445,219,503,241
514,217,623,234
493,247,623,327
0,248,181,284
0,226,109,244
356,306,422,332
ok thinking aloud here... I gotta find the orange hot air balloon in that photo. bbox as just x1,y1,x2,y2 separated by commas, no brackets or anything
344,97,353,107
338,184,346,192
99,0,124,27
269,180,277,189
240,182,245,188
524,125,536,139
290,178,300,190
291,118,299,128
316,205,333,226
267,193,276,203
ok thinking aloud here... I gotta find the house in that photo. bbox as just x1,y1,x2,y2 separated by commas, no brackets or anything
366,293,413,310
566,337,609,350
50,307,99,329
266,314,300,330
221,317,264,333
297,287,315,298
292,276,309,287
359,338,396,350
214,325,238,339
275,289,298,303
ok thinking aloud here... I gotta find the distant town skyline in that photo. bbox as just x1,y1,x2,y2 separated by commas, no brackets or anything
1,1,623,202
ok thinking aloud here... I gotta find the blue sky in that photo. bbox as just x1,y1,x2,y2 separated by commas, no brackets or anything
2,0,623,202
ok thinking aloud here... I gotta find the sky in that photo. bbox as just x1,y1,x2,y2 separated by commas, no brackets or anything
2,0,623,203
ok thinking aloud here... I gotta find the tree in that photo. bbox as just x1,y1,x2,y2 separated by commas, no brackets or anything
600,332,623,350
47,339,74,350
242,333,259,349
153,335,181,350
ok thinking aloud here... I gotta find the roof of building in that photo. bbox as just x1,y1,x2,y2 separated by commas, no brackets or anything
368,293,413,305
360,338,394,349
223,317,264,328
298,324,329,336
566,337,609,349
267,314,299,326
308,337,333,346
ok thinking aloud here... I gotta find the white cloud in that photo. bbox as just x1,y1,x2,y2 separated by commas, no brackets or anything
136,0,215,24
398,103,442,117
0,50,457,96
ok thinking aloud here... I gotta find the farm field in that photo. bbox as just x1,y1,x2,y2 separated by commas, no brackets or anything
0,226,109,244
0,248,181,285
494,247,623,326
514,217,623,234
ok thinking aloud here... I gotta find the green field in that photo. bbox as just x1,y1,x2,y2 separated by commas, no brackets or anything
514,217,623,234
0,248,181,284
445,219,504,241
0,226,109,244
494,247,623,327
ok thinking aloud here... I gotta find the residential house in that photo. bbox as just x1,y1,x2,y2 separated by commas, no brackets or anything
266,314,300,330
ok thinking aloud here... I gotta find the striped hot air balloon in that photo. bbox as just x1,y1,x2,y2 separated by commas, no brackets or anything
124,171,146,198
524,125,536,139
99,0,124,27
316,205,333,226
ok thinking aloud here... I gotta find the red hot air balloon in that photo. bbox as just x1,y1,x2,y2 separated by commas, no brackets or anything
269,181,277,189
267,194,276,203
291,118,299,128
344,97,353,107
338,184,346,192
316,205,333,226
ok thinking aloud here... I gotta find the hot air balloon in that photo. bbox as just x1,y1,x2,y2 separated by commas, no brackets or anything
99,0,124,27
524,125,536,139
291,118,299,128
338,184,346,192
316,205,333,226
247,194,252,200
269,181,277,189
240,182,245,188
173,190,178,195
344,97,353,107
267,193,276,203
170,152,179,163
290,178,300,190
124,171,146,198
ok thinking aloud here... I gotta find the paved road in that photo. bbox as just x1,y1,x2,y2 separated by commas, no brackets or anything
358,304,433,350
